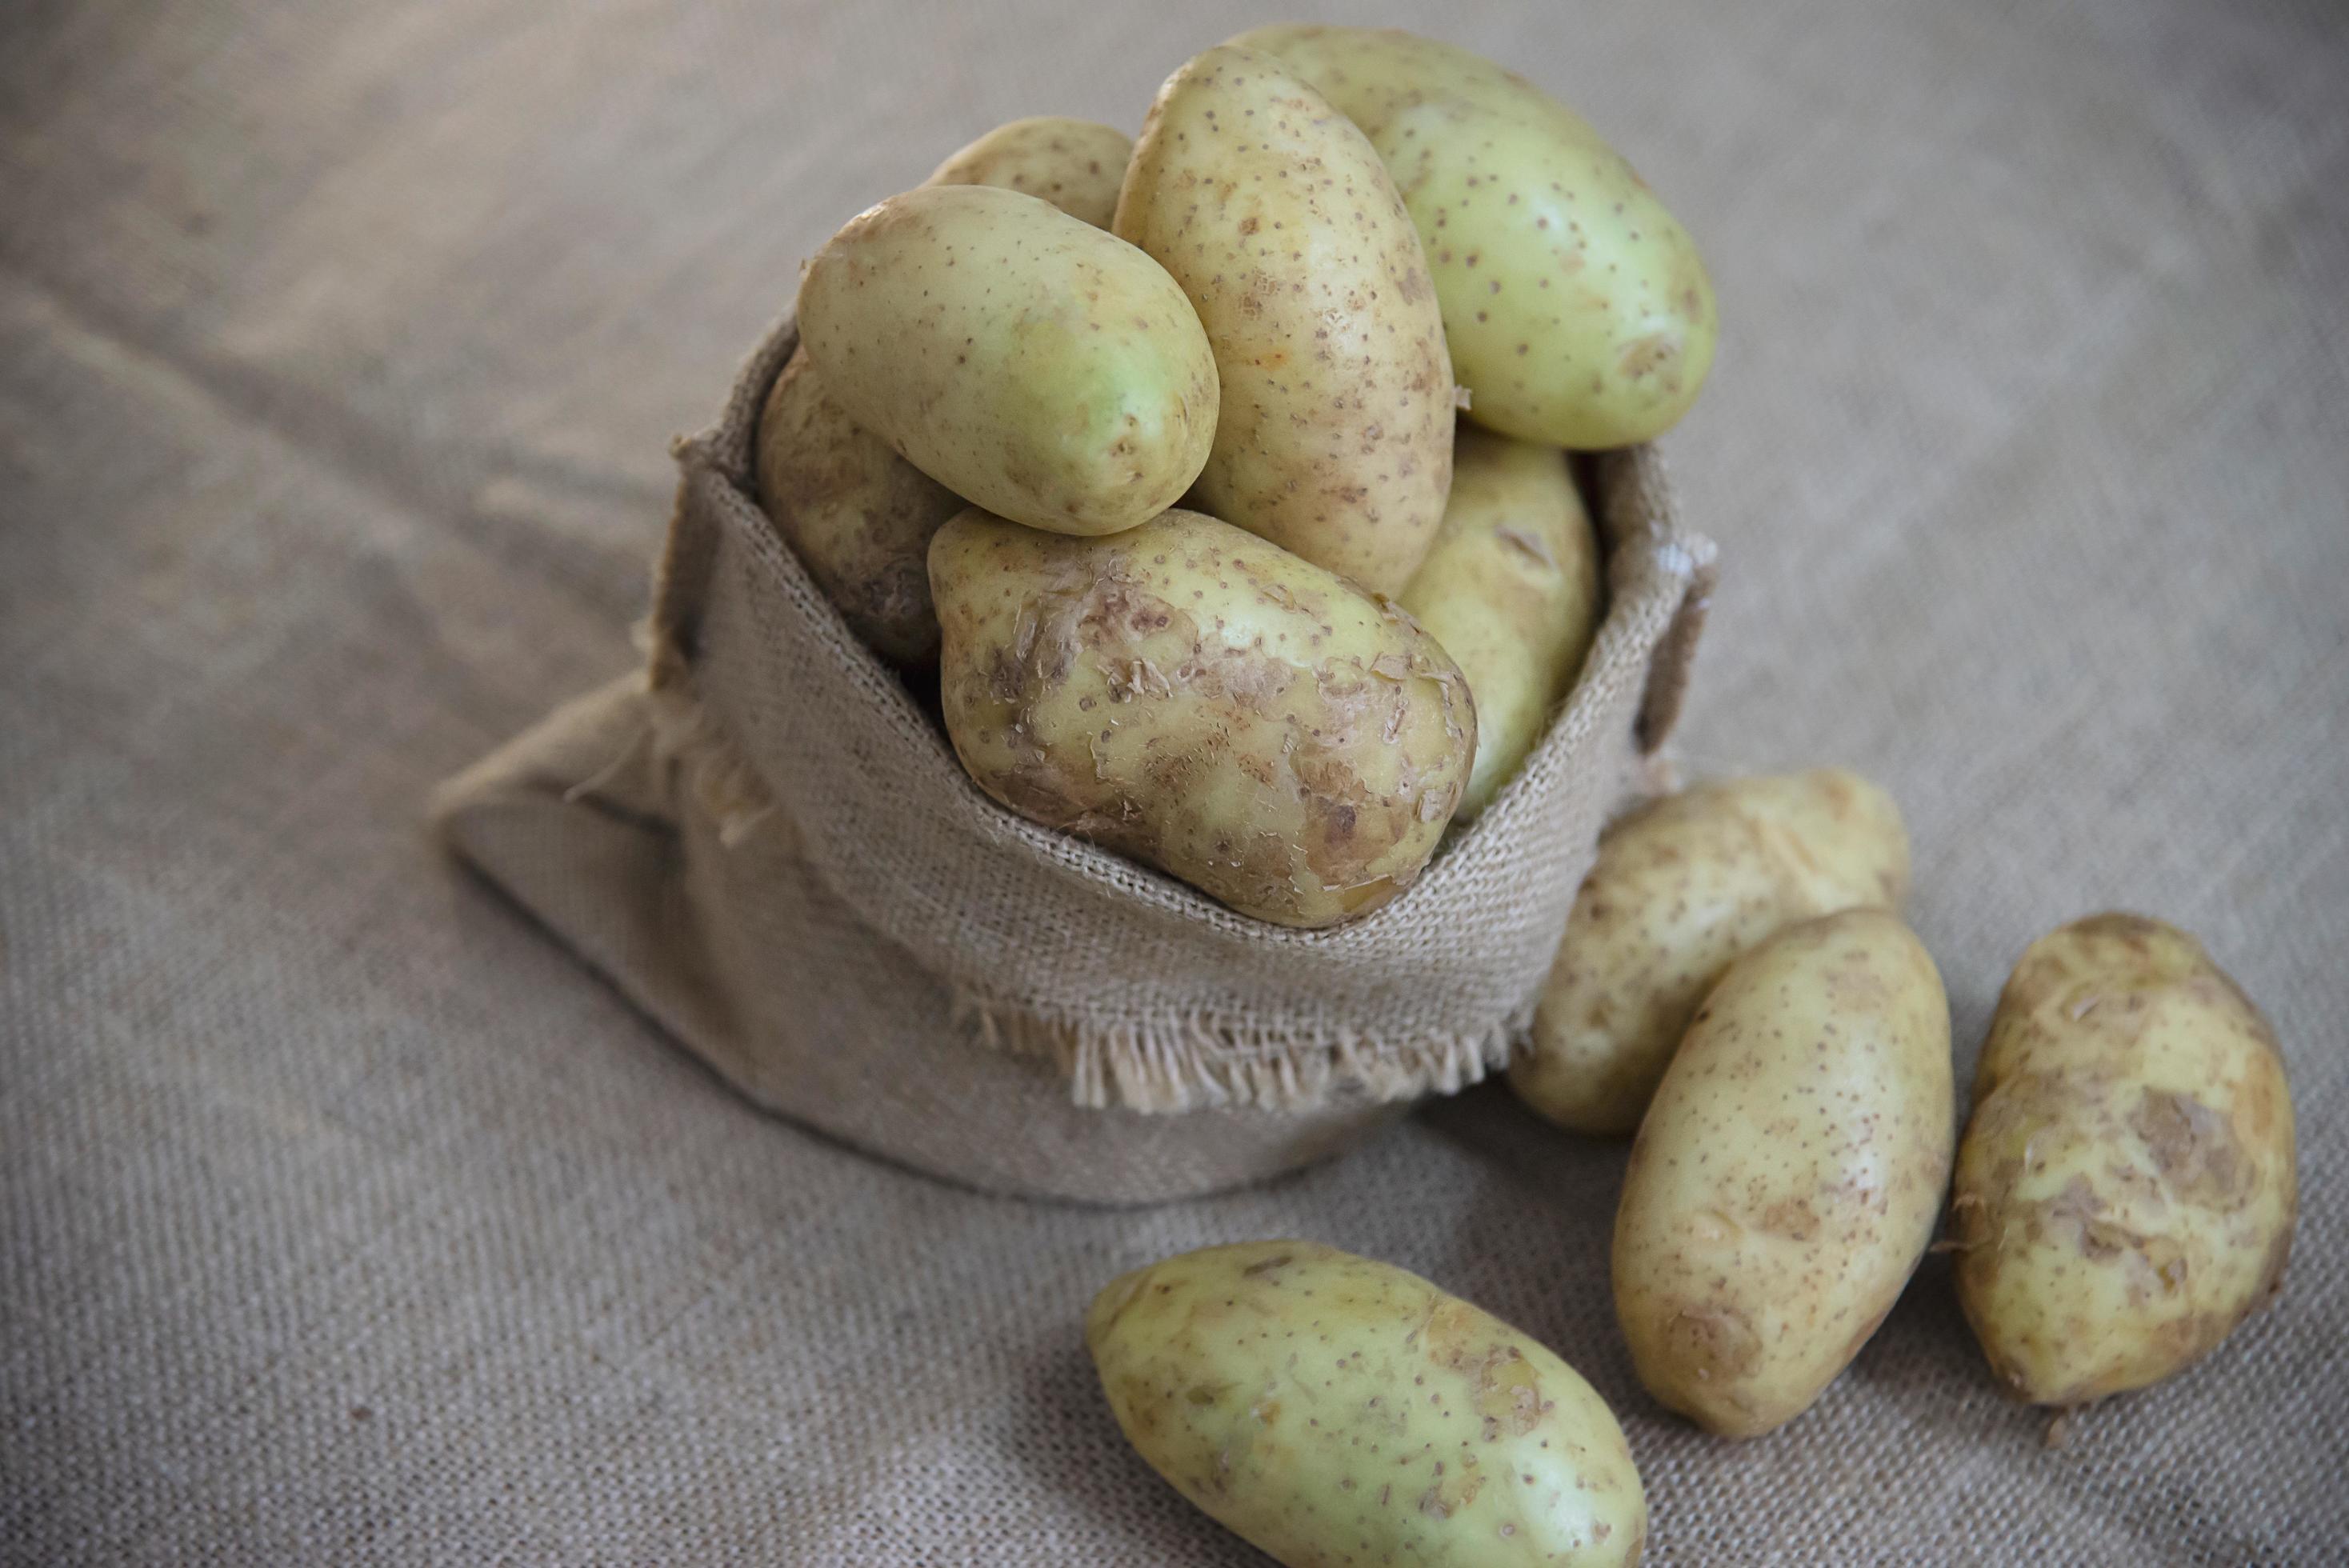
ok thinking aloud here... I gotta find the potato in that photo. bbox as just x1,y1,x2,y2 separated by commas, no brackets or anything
1114,46,1453,594
1088,1241,1646,1567
797,185,1218,537
926,116,1133,229
1950,914,2297,1407
1398,429,1600,818
754,352,961,665
1231,25,1717,449
1511,770,1911,1135
930,506,1473,928
758,119,1139,662
1614,909,1953,1437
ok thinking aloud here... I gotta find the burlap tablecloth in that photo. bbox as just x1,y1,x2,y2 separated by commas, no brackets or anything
4,0,2344,1561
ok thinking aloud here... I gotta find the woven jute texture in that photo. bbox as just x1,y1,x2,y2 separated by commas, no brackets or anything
430,313,1717,1201
6,0,2346,1562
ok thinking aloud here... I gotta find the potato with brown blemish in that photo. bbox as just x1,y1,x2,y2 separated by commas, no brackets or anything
798,185,1218,537
1398,428,1600,818
926,116,1133,228
930,506,1473,928
1511,770,1911,1135
1114,46,1453,594
1231,25,1717,449
1614,909,1953,1437
758,119,1137,662
1951,914,2296,1407
1088,1241,1645,1567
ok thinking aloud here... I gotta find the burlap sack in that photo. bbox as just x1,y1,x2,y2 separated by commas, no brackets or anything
432,314,1718,1203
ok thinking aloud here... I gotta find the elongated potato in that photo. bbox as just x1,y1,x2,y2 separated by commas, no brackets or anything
1951,914,2296,1406
1614,910,1953,1437
1398,429,1599,818
759,120,1138,662
931,507,1473,927
1089,1241,1645,1567
1115,46,1452,594
1232,24,1716,448
926,116,1133,228
798,185,1218,536
1511,770,1910,1135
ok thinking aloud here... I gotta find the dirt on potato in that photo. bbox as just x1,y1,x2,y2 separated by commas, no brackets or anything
930,506,1473,927
1951,914,2297,1406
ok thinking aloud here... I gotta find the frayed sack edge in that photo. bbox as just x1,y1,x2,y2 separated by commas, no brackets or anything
955,991,1529,1114
593,673,1532,1114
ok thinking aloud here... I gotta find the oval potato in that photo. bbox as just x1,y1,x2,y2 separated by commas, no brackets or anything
1398,428,1600,818
926,115,1133,229
1951,914,2296,1406
1115,46,1453,594
759,119,1138,661
1614,909,1953,1437
1089,1241,1646,1567
1233,24,1717,449
798,184,1218,537
754,350,962,665
1511,770,1911,1135
930,506,1473,928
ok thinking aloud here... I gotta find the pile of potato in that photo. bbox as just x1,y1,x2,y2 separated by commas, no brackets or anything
770,26,1711,927
756,24,2300,1566
1093,818,2297,1564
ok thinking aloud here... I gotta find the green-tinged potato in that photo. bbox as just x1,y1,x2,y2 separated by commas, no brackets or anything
1115,46,1453,594
754,351,962,665
1232,25,1717,448
1951,914,2296,1407
931,507,1473,928
758,122,1139,662
1089,1241,1646,1567
798,185,1219,536
1511,770,1910,1135
926,116,1134,229
1614,910,1953,1437
1398,429,1599,818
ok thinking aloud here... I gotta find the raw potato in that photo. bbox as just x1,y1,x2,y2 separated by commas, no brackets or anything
1232,24,1717,449
930,507,1474,928
1950,914,2296,1406
754,352,961,665
758,118,1138,662
1114,46,1453,594
1614,909,1953,1438
797,184,1218,537
1089,1241,1646,1567
926,116,1133,229
1511,770,1911,1135
1398,428,1600,818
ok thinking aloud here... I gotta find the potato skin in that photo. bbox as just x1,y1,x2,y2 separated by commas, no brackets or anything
1231,25,1716,449
1613,910,1953,1438
798,185,1218,537
758,121,1139,661
1088,1241,1646,1567
1511,770,1911,1135
1398,429,1599,818
930,507,1473,928
1951,914,2296,1406
926,116,1133,230
1114,46,1453,594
